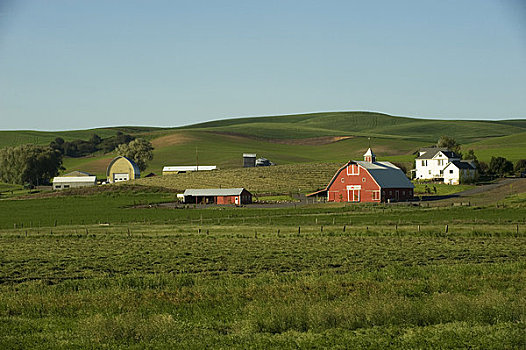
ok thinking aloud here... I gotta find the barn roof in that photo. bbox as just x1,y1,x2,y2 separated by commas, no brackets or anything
106,156,140,177
163,166,217,172
63,171,93,177
355,161,414,188
363,148,375,157
53,176,97,184
183,188,249,196
307,160,413,197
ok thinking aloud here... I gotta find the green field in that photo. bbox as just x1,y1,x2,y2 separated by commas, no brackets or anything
2,111,525,178
0,189,525,348
1,111,526,348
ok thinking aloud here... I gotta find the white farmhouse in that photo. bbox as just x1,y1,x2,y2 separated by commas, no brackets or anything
415,148,460,181
443,161,477,185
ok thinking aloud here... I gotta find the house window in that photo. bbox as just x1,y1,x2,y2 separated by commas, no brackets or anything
450,170,454,174
372,190,380,201
421,160,426,166
347,164,359,175
429,170,431,175
64,185,70,189
402,191,405,196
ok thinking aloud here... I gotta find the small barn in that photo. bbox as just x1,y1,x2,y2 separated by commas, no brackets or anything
107,156,140,183
183,188,252,205
53,171,97,190
307,148,414,203
243,153,256,168
162,166,217,175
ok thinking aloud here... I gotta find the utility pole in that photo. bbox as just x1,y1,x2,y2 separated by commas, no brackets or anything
196,147,199,172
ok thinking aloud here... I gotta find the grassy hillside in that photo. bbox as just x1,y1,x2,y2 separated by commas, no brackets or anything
135,162,343,195
0,126,164,149
2,112,525,178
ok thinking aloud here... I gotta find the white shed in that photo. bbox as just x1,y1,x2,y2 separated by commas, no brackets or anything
443,161,477,185
53,172,97,190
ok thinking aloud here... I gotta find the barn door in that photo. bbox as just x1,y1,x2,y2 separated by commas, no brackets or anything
346,185,361,202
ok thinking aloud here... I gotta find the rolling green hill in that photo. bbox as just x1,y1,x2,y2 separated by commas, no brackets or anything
2,111,525,178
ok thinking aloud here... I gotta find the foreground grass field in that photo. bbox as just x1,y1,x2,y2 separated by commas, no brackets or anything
0,188,525,348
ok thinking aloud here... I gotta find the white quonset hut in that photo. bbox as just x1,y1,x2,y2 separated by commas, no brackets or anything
53,171,97,190
162,166,217,175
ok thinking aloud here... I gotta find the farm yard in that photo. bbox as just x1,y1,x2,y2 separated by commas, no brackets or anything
0,183,525,348
1,112,526,348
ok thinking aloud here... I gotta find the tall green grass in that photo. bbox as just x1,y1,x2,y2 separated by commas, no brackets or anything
0,228,524,348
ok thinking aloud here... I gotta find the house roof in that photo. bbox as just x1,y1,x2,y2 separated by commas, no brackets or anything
445,160,476,170
163,166,217,172
183,188,249,196
307,160,413,196
416,148,460,160
53,176,97,183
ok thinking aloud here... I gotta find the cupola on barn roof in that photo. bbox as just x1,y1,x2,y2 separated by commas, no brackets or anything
363,147,376,162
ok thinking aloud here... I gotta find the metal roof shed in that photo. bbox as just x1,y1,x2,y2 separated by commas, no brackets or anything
183,188,252,205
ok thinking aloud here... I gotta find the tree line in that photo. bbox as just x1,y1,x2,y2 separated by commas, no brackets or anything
436,135,523,178
50,131,135,157
0,132,154,186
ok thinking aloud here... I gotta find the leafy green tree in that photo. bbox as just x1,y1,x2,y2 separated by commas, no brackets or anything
437,135,461,155
489,156,513,177
0,145,63,185
478,161,489,175
463,149,480,170
89,134,102,145
99,132,135,153
515,159,526,175
115,138,154,171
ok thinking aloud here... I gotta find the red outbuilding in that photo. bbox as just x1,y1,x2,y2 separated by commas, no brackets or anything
183,188,252,205
308,148,414,203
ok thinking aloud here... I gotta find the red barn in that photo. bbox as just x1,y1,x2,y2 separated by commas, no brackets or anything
308,148,414,203
183,188,252,205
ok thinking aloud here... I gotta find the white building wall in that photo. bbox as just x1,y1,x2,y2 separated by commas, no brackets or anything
415,152,459,180
443,165,460,185
443,165,476,185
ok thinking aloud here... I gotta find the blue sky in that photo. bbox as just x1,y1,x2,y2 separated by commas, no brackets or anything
0,0,525,130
